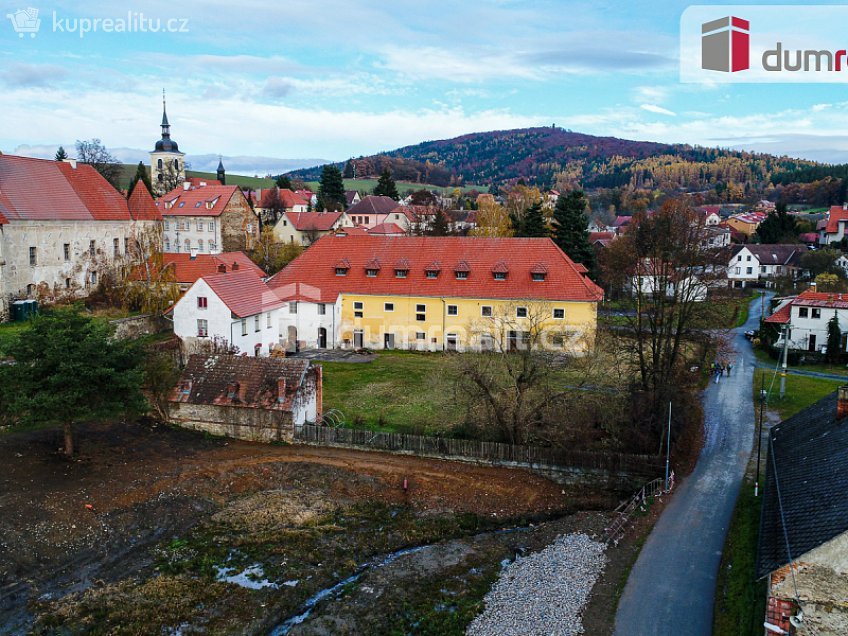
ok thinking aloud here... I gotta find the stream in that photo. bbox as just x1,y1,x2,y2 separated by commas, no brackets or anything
268,545,430,636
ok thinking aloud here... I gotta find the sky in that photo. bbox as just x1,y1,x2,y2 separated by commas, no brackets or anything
3,0,848,175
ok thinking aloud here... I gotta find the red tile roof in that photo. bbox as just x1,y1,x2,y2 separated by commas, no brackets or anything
765,289,848,324
200,270,285,318
798,232,819,244
127,181,162,221
268,236,604,303
589,231,615,243
285,211,344,231
764,302,791,324
368,222,404,235
279,188,308,209
185,177,221,187
347,195,398,217
826,206,848,233
157,184,242,217
0,155,132,221
162,252,264,284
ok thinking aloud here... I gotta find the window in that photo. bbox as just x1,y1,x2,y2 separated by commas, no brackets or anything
157,158,163,170
63,243,71,261
318,303,327,316
65,278,71,289
799,307,809,318
746,267,753,275
516,307,528,318
209,241,216,252
184,239,190,252
354,301,364,310
290,302,298,314
384,302,394,312
760,265,767,273
124,238,129,254
366,268,378,277
493,272,507,280
426,271,438,279
255,315,261,332
26,284,35,297
165,239,170,252
174,159,179,171
89,240,96,257
532,272,547,282
455,271,468,280
395,269,408,279
29,246,36,266
416,332,426,340
196,220,203,232
553,308,565,319
746,255,751,261
90,271,97,285
197,319,208,337
336,267,348,276
481,306,493,317
241,319,248,336
734,266,740,275
267,312,272,329
447,305,458,316
354,301,363,318
416,313,426,321
113,238,120,257
198,239,204,252
209,222,215,232
812,308,821,319
197,297,208,309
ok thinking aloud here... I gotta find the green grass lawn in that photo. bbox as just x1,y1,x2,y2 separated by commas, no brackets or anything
321,351,462,434
755,367,843,420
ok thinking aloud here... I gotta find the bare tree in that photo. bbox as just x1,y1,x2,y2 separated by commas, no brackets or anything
75,138,122,189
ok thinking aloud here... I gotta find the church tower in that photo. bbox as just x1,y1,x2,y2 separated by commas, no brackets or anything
149,90,185,196
217,156,226,185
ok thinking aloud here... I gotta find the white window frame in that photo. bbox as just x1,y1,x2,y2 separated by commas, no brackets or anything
197,319,208,337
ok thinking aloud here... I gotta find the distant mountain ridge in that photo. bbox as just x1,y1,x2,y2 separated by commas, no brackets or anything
287,127,847,203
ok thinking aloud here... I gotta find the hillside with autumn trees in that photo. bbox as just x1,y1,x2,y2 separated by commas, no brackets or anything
287,126,848,210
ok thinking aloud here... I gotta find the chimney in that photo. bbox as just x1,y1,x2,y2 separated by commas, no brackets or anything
63,158,77,169
232,261,240,271
277,378,287,403
838,386,848,419
217,263,227,273
190,248,198,260
183,182,191,191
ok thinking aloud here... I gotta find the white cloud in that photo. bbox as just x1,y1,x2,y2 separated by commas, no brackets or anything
640,104,676,117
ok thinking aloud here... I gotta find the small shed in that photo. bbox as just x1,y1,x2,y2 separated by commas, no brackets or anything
169,354,322,442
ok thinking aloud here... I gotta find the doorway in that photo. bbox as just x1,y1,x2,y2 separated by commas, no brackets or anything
318,327,327,349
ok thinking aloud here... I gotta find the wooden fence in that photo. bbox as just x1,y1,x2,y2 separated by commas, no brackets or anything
294,424,664,477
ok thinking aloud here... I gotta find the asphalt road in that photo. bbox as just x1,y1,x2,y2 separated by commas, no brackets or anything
613,294,768,636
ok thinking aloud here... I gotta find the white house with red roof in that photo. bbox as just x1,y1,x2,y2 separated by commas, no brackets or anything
139,251,265,291
158,182,258,255
0,154,159,319
819,204,848,245
267,235,603,353
273,210,350,246
346,195,413,231
765,288,848,353
171,269,286,356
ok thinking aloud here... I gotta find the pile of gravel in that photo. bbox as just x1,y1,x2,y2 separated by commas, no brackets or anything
466,533,607,636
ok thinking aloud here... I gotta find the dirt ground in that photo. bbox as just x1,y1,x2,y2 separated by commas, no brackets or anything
0,420,624,634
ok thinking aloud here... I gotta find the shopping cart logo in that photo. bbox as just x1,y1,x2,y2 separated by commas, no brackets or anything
6,7,41,38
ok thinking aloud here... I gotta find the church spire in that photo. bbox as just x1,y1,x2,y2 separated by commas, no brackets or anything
161,88,171,138
217,155,226,185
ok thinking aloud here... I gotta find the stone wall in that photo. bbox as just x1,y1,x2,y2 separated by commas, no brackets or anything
169,402,295,443
109,314,166,340
220,191,259,253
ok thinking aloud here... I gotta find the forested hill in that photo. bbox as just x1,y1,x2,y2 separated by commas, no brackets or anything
287,126,848,205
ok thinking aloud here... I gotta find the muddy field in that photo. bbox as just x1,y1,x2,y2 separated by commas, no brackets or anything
0,421,628,634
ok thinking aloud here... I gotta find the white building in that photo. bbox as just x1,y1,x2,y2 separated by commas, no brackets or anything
149,93,186,196
819,204,848,245
727,244,808,288
766,289,848,353
171,270,285,356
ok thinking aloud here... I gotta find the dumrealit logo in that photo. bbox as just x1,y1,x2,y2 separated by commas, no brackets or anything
682,5,848,83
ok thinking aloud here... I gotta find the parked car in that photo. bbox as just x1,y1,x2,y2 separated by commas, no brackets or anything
744,330,756,340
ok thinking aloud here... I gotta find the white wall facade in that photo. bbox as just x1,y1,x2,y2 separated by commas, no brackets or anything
776,304,848,353
162,215,221,254
173,278,281,355
277,299,341,350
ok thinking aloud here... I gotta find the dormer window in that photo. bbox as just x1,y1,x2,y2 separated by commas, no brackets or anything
395,269,408,279
531,272,546,281
454,260,470,280
336,267,348,276
335,258,351,276
531,263,548,282
425,261,441,279
426,271,438,279
494,272,507,280
366,269,379,277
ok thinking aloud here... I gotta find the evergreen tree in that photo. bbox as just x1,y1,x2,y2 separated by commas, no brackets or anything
275,174,292,190
54,146,68,161
373,167,400,200
755,202,799,243
428,209,451,236
0,309,146,456
127,161,152,197
317,164,346,211
516,202,548,237
552,191,594,269
827,314,842,364
343,159,355,179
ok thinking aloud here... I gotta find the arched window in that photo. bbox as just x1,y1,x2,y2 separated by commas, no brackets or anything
174,159,179,171
157,158,163,170
198,239,204,252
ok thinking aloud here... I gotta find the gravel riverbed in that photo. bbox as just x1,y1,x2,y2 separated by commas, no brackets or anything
466,533,607,636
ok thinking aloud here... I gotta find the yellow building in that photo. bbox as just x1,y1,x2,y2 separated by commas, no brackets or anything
267,236,603,353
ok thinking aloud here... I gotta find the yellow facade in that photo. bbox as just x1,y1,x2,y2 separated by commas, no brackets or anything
338,293,597,353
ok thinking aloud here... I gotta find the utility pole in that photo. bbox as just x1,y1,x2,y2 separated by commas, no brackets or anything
755,372,766,497
665,401,672,491
780,321,790,399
